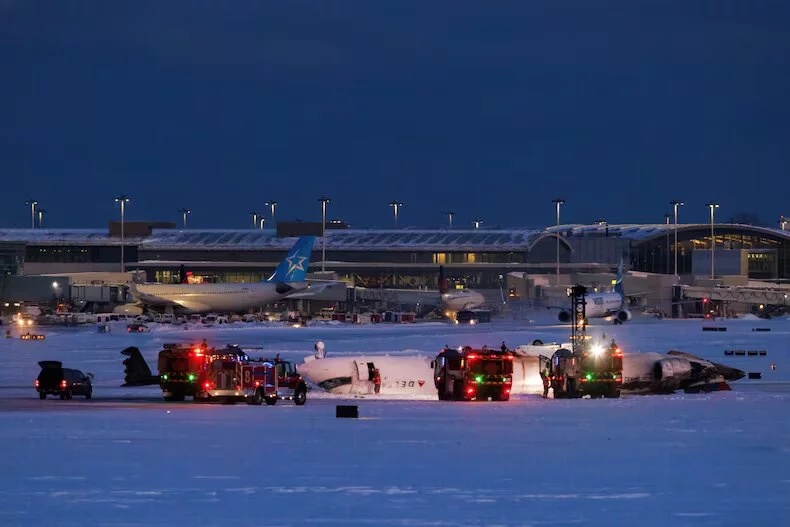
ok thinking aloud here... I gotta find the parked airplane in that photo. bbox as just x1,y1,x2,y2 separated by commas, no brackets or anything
130,236,319,314
349,266,485,317
556,260,631,324
297,343,744,397
438,265,485,313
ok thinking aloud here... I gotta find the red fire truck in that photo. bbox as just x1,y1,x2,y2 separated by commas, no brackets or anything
250,356,308,405
433,346,514,401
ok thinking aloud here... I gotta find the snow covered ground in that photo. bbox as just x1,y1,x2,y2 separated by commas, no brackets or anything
1,314,789,526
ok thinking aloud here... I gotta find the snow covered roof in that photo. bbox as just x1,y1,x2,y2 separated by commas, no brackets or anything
544,224,790,242
0,229,145,246
141,229,555,251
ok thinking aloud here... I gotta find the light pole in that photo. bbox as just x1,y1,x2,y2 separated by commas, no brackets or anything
319,197,331,272
670,200,684,276
665,213,671,274
259,217,265,230
250,212,259,229
114,195,130,273
389,201,403,228
443,210,455,229
265,201,277,226
706,203,719,279
552,198,565,278
37,209,46,229
179,208,191,228
25,199,37,229
473,218,483,229
781,216,787,231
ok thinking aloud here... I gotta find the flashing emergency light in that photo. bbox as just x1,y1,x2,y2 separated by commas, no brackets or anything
467,354,477,359
502,377,507,382
586,373,593,381
466,388,474,394
703,298,709,304
204,382,211,389
187,374,195,382
475,375,483,383
162,374,168,380
590,344,605,357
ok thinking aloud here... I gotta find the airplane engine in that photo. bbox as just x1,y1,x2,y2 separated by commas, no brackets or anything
653,358,694,390
558,310,572,323
615,309,631,323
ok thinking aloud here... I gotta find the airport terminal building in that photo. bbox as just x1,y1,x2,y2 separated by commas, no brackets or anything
2,221,789,312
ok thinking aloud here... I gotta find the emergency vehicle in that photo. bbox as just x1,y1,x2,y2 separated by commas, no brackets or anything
251,356,308,405
542,285,623,399
433,346,513,401
123,342,308,405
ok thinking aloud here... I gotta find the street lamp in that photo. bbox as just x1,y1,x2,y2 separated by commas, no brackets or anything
389,201,403,228
250,212,259,229
552,198,566,278
443,210,455,229
595,219,607,225
259,217,265,230
179,208,191,228
473,218,483,230
670,200,684,276
265,201,277,226
781,216,787,231
706,203,720,279
37,209,46,229
114,195,130,273
25,199,37,229
319,197,331,272
665,213,671,274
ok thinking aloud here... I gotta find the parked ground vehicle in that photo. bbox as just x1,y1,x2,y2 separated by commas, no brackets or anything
433,346,513,401
35,361,93,400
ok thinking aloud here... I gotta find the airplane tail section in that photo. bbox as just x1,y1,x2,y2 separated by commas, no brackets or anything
439,265,448,295
613,258,624,296
268,236,316,283
179,264,188,284
121,347,159,386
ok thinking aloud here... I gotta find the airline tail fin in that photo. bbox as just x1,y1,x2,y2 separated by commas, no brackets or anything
267,236,316,282
178,265,188,284
439,265,448,295
613,258,624,296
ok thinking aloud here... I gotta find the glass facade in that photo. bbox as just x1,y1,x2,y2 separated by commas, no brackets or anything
630,228,789,279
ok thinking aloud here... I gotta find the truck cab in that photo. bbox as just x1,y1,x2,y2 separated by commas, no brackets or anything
253,357,307,405
433,346,513,401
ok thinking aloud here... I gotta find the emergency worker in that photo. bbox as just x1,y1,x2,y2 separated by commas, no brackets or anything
501,341,508,352
540,362,550,398
372,368,382,395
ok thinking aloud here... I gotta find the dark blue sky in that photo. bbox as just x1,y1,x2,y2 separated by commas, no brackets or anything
2,1,789,229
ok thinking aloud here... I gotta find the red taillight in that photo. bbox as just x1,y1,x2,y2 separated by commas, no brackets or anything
60,380,68,388
467,354,477,359
466,388,474,394
254,381,261,387
505,389,510,394
203,382,211,389
34,380,39,388
235,385,241,391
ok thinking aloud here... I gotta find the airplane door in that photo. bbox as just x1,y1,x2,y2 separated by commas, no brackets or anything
355,361,370,381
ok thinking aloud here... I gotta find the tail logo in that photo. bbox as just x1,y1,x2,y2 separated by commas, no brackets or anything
285,255,308,277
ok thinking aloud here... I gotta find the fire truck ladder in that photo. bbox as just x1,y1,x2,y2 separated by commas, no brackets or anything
570,285,588,351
